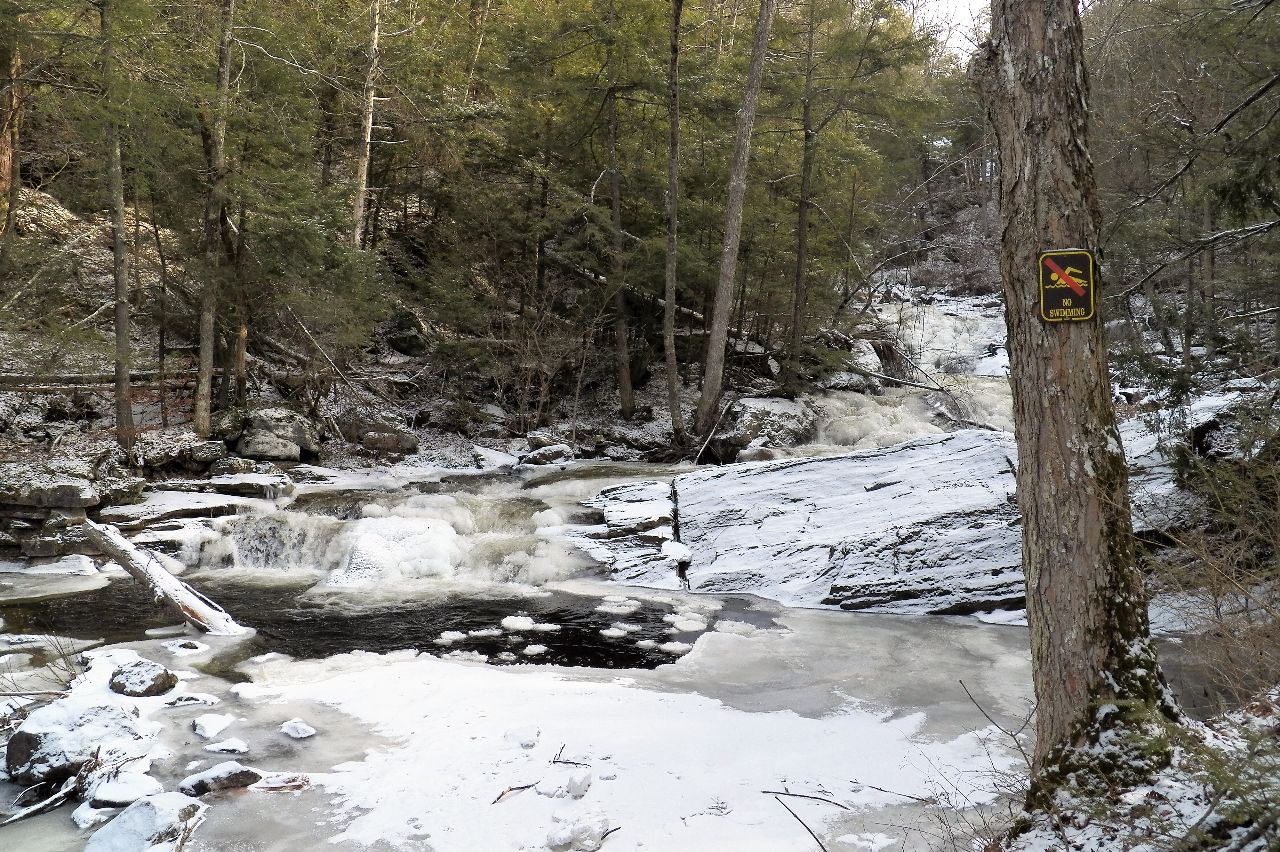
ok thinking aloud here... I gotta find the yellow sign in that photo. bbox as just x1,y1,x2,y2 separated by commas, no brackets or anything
1039,249,1095,322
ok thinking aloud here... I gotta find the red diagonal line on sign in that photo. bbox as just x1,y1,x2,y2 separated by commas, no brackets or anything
1043,255,1086,297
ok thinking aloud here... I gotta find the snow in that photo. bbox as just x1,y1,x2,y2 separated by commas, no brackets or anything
191,713,235,739
280,718,317,739
96,490,261,530
244,638,1020,852
203,737,250,754
82,793,207,852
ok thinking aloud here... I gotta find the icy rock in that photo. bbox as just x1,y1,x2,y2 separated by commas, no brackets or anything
546,809,612,851
519,443,575,465
246,407,321,454
84,792,207,851
73,801,118,831
161,639,210,657
89,772,164,808
709,397,818,461
191,713,235,739
583,481,673,537
203,738,249,754
587,430,1025,615
109,659,179,698
0,466,99,508
179,761,262,797
335,408,419,456
279,718,316,739
236,430,301,462
5,701,153,786
133,431,226,475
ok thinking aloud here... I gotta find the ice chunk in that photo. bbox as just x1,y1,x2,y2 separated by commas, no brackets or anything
280,718,317,739
500,615,535,631
192,713,234,739
203,738,249,754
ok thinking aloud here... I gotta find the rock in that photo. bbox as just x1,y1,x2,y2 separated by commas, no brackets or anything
98,491,251,530
5,701,153,786
210,409,246,443
335,409,419,455
84,792,208,851
279,718,316,739
236,430,300,462
582,481,673,538
72,801,117,831
109,659,178,697
387,327,429,356
208,472,293,498
0,465,100,508
203,738,249,754
89,771,164,808
707,397,818,461
207,456,256,476
518,443,574,465
577,431,1026,615
178,761,263,797
134,431,227,475
191,713,235,739
236,407,320,460
526,431,561,450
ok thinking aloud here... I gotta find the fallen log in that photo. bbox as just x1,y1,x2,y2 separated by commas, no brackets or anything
81,520,248,636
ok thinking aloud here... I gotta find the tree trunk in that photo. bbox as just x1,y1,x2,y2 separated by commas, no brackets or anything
194,0,235,437
784,0,816,395
695,0,776,434
607,86,634,420
976,0,1175,775
0,24,19,237
663,0,686,445
352,0,380,248
100,0,134,452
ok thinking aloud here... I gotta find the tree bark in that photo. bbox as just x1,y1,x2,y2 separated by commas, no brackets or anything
352,0,380,248
607,85,635,420
976,0,1175,772
695,0,776,434
664,0,686,445
194,0,235,438
0,21,19,237
100,0,134,452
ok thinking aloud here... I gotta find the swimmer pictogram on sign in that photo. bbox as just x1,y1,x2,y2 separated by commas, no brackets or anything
1039,249,1095,322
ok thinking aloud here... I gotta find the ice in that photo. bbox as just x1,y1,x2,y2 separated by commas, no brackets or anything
434,630,467,645
161,639,210,657
279,717,317,739
598,628,626,639
501,615,535,631
191,713,235,739
203,737,250,754
658,641,693,654
522,644,549,656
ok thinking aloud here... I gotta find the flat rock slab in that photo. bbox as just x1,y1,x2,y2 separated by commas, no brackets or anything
581,430,1024,615
98,491,256,530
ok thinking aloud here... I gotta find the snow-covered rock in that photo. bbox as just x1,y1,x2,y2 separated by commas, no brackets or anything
88,772,165,808
203,738,249,754
109,659,178,698
191,713,235,739
581,430,1024,615
179,760,263,797
708,397,819,461
236,407,321,461
5,700,156,785
582,481,673,538
279,718,316,739
98,491,253,530
519,443,575,465
84,792,207,851
546,808,613,851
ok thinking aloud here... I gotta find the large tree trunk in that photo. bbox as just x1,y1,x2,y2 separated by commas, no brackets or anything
351,0,380,248
663,0,686,446
976,0,1175,775
694,0,776,434
784,0,816,395
607,85,634,420
194,0,235,438
100,0,134,452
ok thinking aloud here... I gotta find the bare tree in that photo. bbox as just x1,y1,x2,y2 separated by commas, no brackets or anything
352,0,380,248
695,0,776,435
976,0,1176,776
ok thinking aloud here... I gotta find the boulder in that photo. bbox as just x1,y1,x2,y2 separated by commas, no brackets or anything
178,761,262,797
386,327,429,356
84,793,207,852
210,409,246,443
526,431,561,450
134,432,227,476
207,456,256,476
88,771,165,808
0,464,99,508
706,397,818,462
279,718,316,739
335,409,419,456
236,430,300,462
192,713,235,739
109,659,178,697
236,408,320,460
5,700,153,786
518,443,574,465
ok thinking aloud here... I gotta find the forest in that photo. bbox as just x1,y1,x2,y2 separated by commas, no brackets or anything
0,0,1277,850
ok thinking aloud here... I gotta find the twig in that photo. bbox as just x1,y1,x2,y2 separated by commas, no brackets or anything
773,795,829,851
551,745,590,767
761,790,851,810
601,826,622,842
848,780,937,805
490,783,534,805
958,679,1035,769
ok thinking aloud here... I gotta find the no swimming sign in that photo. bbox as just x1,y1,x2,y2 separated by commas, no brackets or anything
1039,249,1095,322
